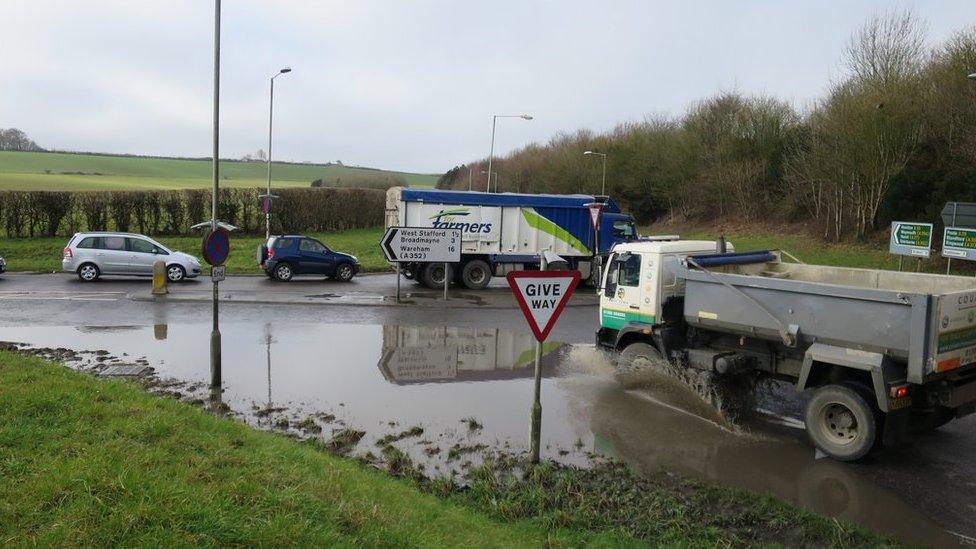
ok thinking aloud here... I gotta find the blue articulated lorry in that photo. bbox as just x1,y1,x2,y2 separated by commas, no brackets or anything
385,187,638,289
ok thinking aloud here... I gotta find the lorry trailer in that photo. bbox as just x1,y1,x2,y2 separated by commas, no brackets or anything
596,237,976,460
384,187,638,289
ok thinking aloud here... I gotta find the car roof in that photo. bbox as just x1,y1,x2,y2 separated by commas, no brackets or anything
74,232,153,238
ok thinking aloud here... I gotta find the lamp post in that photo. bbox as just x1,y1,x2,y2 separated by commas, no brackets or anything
210,0,221,390
264,67,291,240
583,151,607,195
480,170,498,192
486,114,532,193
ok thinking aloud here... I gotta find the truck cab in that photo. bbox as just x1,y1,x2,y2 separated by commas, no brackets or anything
596,238,728,348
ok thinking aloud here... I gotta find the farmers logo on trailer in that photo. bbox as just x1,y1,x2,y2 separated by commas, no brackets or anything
429,208,493,234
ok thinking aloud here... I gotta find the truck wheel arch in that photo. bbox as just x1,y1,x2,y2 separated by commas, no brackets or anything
797,343,891,412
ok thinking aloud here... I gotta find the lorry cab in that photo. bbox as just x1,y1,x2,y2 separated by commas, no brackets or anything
597,239,730,345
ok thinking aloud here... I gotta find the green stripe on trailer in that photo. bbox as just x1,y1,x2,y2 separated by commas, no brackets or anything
938,326,976,353
520,209,591,254
601,308,655,330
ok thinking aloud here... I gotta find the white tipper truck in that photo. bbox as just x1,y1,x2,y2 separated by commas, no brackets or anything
596,237,976,460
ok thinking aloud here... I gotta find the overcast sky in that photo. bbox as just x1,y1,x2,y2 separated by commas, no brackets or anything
1,1,974,174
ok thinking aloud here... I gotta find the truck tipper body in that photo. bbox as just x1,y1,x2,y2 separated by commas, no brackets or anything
384,187,637,289
596,238,976,460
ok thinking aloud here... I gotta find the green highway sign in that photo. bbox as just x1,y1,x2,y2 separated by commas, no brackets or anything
889,221,932,258
943,227,976,261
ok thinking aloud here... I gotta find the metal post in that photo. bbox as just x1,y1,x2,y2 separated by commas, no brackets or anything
395,262,401,303
210,0,222,390
600,154,607,196
485,116,497,193
898,256,903,272
443,262,448,301
265,76,274,241
529,251,548,464
593,219,601,295
468,168,473,191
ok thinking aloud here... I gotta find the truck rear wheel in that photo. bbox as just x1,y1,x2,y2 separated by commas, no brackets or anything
460,259,491,290
805,384,879,462
420,263,453,289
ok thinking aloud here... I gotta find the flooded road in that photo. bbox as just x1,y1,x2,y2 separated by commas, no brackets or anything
1,299,973,546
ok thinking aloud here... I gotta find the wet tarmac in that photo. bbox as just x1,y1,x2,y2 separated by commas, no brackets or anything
1,281,975,546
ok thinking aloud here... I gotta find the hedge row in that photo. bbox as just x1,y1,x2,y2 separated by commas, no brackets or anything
0,187,386,238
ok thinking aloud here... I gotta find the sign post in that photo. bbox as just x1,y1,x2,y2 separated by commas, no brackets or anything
507,263,581,463
889,221,932,272
585,201,605,294
381,227,461,302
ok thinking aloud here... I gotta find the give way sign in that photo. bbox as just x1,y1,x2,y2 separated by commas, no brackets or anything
506,271,581,342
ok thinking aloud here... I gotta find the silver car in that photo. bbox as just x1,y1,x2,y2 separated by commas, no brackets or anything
62,232,203,282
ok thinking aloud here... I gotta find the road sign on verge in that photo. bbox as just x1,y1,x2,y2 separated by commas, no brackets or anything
202,227,231,266
211,265,226,282
889,221,932,258
586,202,604,231
506,270,581,342
381,227,461,263
943,227,976,261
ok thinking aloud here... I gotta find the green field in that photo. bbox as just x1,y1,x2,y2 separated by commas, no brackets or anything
0,151,438,191
0,227,389,274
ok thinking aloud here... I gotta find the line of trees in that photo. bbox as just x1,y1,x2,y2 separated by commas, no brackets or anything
0,187,386,238
438,12,976,240
0,129,44,152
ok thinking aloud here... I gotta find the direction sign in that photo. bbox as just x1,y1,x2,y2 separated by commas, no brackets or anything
506,271,581,342
889,221,932,258
381,227,461,263
943,227,976,261
201,227,231,267
942,202,976,230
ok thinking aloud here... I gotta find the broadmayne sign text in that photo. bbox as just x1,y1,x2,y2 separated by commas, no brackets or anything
943,227,976,261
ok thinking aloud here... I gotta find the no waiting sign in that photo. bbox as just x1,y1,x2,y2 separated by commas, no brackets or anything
381,227,461,263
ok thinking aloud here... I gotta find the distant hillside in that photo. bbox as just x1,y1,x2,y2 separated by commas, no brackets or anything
0,151,438,191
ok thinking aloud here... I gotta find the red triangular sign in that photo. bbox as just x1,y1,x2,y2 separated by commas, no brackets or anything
506,270,581,342
588,204,603,230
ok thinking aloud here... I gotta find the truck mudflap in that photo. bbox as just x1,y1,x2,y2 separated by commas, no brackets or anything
931,289,976,375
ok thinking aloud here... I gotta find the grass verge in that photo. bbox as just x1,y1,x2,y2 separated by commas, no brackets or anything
0,351,625,546
0,350,891,546
0,227,389,275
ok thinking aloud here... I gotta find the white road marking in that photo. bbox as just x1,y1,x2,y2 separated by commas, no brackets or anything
0,291,124,302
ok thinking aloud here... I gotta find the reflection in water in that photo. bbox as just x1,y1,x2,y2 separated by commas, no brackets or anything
0,320,964,545
377,325,567,384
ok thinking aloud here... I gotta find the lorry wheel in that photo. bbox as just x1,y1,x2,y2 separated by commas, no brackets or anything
804,384,878,461
460,259,491,290
420,263,453,289
617,342,662,372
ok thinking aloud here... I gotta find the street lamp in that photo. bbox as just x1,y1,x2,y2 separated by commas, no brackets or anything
264,66,292,240
485,114,532,193
583,151,608,195
480,170,498,191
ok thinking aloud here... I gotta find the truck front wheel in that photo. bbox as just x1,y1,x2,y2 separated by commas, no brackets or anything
617,342,662,372
805,384,879,461
460,259,491,290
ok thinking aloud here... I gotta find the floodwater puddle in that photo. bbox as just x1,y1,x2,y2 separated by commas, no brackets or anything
0,320,958,545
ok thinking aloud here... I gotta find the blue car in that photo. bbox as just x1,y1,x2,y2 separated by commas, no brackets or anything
260,235,360,282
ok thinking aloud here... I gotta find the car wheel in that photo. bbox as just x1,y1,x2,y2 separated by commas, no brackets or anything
274,262,294,282
805,384,879,462
77,263,100,282
166,264,186,283
334,263,355,282
460,259,491,290
420,263,453,289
